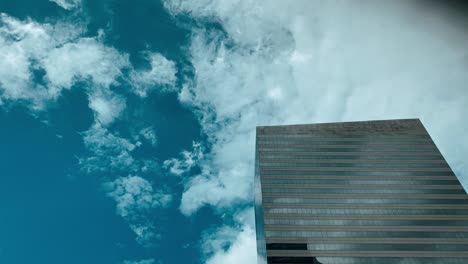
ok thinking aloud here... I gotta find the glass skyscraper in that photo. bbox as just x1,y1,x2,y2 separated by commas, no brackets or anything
254,119,468,264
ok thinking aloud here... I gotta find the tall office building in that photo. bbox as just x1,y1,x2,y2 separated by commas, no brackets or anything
254,119,468,264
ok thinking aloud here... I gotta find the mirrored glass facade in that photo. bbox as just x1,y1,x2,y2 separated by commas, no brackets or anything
254,119,468,264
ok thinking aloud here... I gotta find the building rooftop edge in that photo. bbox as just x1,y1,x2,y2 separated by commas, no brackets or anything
256,118,420,130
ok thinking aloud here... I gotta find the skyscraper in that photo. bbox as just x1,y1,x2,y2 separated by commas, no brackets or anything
254,119,468,264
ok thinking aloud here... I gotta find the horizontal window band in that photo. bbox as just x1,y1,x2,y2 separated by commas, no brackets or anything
262,184,463,189
261,179,459,185
296,243,468,251
263,188,466,194
261,175,457,180
265,237,468,244
264,225,468,232
266,250,468,258
267,243,307,250
258,151,442,156
263,203,468,209
257,132,428,138
263,219,468,226
260,167,451,172
258,144,437,148
260,163,449,169
258,144,437,149
263,214,468,220
265,208,468,215
262,198,468,204
308,257,468,264
259,159,446,163
262,193,468,199
256,138,434,145
265,230,468,239
257,136,432,141
258,141,435,146
260,171,455,176
258,147,439,152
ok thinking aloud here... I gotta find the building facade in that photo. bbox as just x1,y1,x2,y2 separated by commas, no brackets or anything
254,119,468,264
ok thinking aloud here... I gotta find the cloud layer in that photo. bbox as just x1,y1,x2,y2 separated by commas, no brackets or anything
165,0,468,263
49,0,81,10
105,175,172,244
0,13,177,249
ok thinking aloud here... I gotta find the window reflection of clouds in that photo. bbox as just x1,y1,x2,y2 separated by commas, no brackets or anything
256,120,468,263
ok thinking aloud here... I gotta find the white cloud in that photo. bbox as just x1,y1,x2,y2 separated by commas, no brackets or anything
88,89,126,125
138,126,158,146
166,0,468,212
49,0,81,10
165,0,468,262
130,52,177,97
43,37,129,90
123,259,156,264
105,175,172,244
80,123,138,174
106,175,171,218
202,208,260,264
0,13,80,108
163,141,203,176
0,13,129,112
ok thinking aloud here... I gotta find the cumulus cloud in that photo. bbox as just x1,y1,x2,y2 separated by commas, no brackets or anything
88,89,127,125
202,208,260,264
138,126,158,147
163,141,203,176
165,0,468,262
0,13,79,107
105,175,172,244
80,123,138,174
123,259,156,264
0,13,129,111
130,52,177,97
43,37,129,90
49,0,81,10
106,175,172,217
167,0,468,213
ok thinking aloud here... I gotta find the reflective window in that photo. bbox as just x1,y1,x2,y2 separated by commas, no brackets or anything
263,188,465,194
259,162,449,168
265,230,468,238
257,140,433,145
259,154,443,160
260,170,455,176
261,179,458,185
314,257,468,264
263,219,468,226
258,147,439,152
264,208,468,215
305,243,468,251
262,197,468,204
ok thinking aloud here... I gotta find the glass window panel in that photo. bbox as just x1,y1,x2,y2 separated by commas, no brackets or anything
259,162,449,168
265,230,468,238
261,179,458,185
259,154,443,160
260,170,455,176
262,198,468,204
257,140,433,145
264,208,468,215
263,188,465,194
305,243,468,251
258,147,439,152
315,257,468,264
263,219,468,226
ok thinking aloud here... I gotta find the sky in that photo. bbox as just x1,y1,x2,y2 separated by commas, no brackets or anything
0,0,468,263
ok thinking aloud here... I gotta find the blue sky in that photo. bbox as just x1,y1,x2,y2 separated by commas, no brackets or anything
0,1,468,264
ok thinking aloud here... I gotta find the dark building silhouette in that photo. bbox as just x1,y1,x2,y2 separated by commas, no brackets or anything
254,119,468,264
